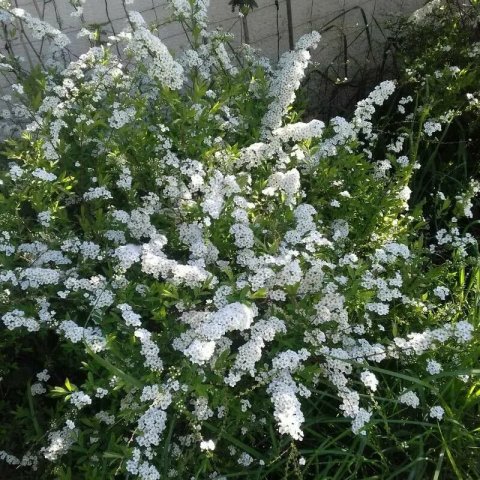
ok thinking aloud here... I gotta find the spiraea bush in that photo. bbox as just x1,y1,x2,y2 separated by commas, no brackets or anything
0,0,479,478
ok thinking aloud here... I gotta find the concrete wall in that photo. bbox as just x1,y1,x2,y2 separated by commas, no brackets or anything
3,0,423,63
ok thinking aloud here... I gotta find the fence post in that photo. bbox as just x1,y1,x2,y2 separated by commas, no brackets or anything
286,0,294,50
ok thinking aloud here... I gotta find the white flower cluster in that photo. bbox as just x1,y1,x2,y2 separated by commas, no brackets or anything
60,275,114,311
398,390,420,408
37,369,50,382
170,0,209,32
202,170,240,219
137,406,167,448
455,179,480,218
41,424,77,462
0,450,38,470
200,439,215,451
225,317,286,386
0,1,478,475
353,80,396,141
57,320,107,352
265,349,310,440
391,320,474,357
114,244,141,270
436,227,476,257
229,222,254,249
38,210,52,227
429,405,445,420
134,328,163,372
70,391,92,409
117,166,133,189
8,162,24,181
174,303,256,365
237,451,254,466
32,168,57,182
125,11,184,90
31,382,47,396
10,8,70,49
126,388,173,480
351,408,372,435
109,104,136,129
141,238,211,287
426,359,442,375
2,309,40,332
261,32,321,136
95,410,115,425
272,120,324,143
313,116,356,162
267,370,307,441
118,303,142,327
433,286,449,300
83,186,113,201
360,371,378,392
423,120,442,137
263,168,301,205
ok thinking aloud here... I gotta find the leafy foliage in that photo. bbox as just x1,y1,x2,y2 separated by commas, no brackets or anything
0,1,479,479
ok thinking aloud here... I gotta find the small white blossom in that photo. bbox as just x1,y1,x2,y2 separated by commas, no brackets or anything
200,439,215,451
69,391,92,409
398,391,420,408
429,405,444,420
426,360,442,375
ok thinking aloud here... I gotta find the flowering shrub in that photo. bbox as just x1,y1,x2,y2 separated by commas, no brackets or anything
0,0,479,478
390,0,480,207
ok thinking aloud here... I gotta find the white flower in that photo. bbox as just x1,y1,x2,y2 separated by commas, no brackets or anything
424,121,442,137
398,391,420,408
397,186,411,202
31,382,46,396
200,439,215,451
426,359,442,375
8,163,24,180
267,370,306,440
183,338,216,365
32,168,57,182
454,320,474,342
118,303,142,327
229,223,254,249
83,187,112,201
126,11,184,90
433,286,449,300
69,391,92,409
134,328,163,371
360,371,378,392
37,210,52,227
237,451,254,466
2,310,39,332
351,408,372,435
109,105,136,129
261,31,321,135
95,388,108,398
429,405,444,420
37,369,50,382
136,406,167,448
41,425,76,461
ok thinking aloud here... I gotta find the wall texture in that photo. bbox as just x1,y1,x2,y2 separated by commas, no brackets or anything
3,0,423,63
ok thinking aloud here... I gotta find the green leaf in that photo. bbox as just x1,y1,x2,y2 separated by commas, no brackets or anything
65,377,74,392
86,347,143,389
